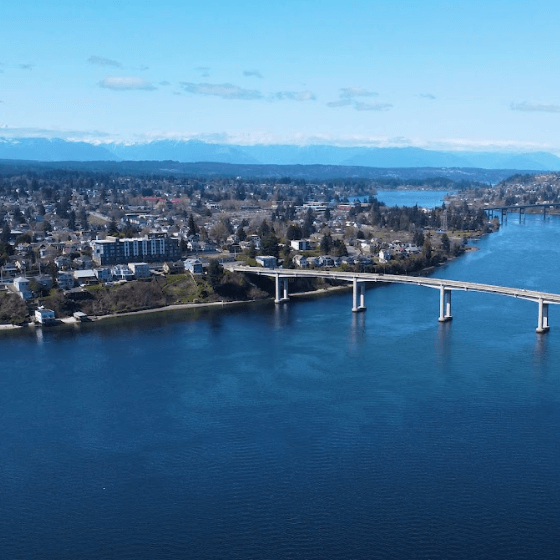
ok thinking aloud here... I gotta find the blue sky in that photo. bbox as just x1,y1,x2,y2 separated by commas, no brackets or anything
2,0,560,152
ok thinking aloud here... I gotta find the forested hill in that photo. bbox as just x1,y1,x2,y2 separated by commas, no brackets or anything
0,159,528,184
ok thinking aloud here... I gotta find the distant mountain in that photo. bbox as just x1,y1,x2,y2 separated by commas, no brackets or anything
339,147,470,168
2,136,560,171
0,137,116,161
109,139,260,165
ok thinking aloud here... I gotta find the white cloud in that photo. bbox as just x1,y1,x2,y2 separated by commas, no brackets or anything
419,93,436,100
243,70,264,78
339,87,378,98
326,99,353,108
355,101,392,111
88,55,123,68
511,101,560,113
272,90,316,101
0,125,113,140
327,86,388,110
99,76,157,91
180,82,263,100
18,63,34,70
130,131,560,154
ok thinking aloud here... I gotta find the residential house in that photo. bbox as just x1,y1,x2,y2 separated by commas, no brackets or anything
34,275,53,291
57,272,75,291
13,277,32,300
162,261,183,274
112,265,134,281
15,258,31,273
94,268,113,283
405,243,421,254
247,235,262,251
1,263,18,279
293,255,309,268
128,262,151,279
74,256,94,269
34,306,56,325
73,270,98,286
290,239,313,251
54,256,71,269
256,256,277,269
378,250,392,263
184,258,203,274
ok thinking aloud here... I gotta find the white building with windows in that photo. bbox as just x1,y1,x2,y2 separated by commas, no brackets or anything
91,234,181,265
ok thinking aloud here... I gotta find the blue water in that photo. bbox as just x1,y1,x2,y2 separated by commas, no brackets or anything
375,189,449,208
2,213,560,559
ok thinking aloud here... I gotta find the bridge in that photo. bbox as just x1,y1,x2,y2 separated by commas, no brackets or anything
229,265,560,334
485,202,560,220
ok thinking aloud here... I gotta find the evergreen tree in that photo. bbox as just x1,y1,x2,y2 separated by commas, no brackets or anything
320,233,333,254
207,259,223,287
1,223,10,243
261,233,280,258
441,233,450,254
188,214,198,236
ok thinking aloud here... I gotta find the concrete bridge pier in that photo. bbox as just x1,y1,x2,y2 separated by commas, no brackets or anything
438,286,453,322
536,298,550,333
274,275,289,304
352,278,367,312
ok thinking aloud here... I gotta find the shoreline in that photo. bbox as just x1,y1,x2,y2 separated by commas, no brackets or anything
0,243,483,332
0,284,355,331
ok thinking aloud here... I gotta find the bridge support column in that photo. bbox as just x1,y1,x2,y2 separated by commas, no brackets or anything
352,278,366,312
438,286,452,322
274,274,290,303
274,275,289,303
536,299,550,333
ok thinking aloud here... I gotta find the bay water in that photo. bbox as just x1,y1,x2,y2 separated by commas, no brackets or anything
352,189,449,208
2,213,560,559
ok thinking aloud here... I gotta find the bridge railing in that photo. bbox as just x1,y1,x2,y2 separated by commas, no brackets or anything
229,264,560,333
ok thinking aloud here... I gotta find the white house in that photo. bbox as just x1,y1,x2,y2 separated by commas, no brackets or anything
34,306,56,325
13,277,32,300
184,258,203,274
378,250,392,263
256,256,277,269
290,239,312,251
112,265,134,281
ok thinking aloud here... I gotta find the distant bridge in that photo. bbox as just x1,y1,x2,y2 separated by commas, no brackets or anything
230,265,560,334
485,202,560,220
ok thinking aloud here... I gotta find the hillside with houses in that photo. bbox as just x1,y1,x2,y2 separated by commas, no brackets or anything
0,166,499,325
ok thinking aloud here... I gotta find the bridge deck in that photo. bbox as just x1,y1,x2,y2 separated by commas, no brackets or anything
230,265,560,305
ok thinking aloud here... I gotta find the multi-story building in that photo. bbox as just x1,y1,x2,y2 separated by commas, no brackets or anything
91,234,181,265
